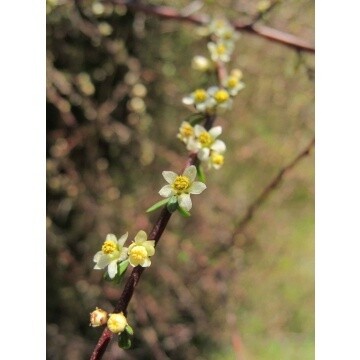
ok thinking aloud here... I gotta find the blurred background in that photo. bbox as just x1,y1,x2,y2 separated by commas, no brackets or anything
46,0,314,359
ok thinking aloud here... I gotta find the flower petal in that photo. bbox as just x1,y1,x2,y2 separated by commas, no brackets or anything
178,193,192,211
117,232,128,247
162,171,177,184
198,148,210,161
107,261,118,279
194,124,206,137
207,86,219,96
95,254,112,269
183,165,197,182
189,181,207,194
141,258,151,267
144,241,155,256
106,234,117,243
119,247,129,261
209,126,222,138
135,230,147,244
182,96,194,105
159,185,173,198
211,140,226,153
93,251,102,263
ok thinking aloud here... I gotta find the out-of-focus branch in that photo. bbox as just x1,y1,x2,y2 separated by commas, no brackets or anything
228,137,315,247
108,0,314,53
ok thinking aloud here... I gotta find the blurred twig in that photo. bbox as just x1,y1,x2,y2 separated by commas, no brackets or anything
228,137,315,248
107,0,315,53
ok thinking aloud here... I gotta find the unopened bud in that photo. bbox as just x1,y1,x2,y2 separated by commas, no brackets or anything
90,307,108,327
191,56,211,72
107,312,128,334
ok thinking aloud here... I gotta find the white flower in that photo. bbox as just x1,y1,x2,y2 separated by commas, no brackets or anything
107,312,128,334
208,18,239,44
128,230,155,268
223,75,245,96
207,41,234,63
191,55,212,72
159,165,206,211
182,88,216,112
207,86,233,110
93,233,128,279
177,121,195,145
188,125,226,161
207,152,225,170
89,307,108,327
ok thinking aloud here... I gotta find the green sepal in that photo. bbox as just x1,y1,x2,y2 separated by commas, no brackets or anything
166,195,178,213
118,331,132,350
178,206,191,217
146,198,169,213
125,324,134,336
197,164,206,182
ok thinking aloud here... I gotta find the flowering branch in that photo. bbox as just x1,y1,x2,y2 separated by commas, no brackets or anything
108,0,315,53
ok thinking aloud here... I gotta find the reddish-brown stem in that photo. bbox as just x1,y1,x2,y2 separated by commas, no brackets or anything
108,0,314,54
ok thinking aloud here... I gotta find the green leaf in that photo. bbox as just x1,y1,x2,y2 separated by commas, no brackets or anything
186,113,205,126
125,324,134,336
146,198,169,213
118,259,129,277
167,195,178,213
197,164,206,182
118,332,132,350
178,206,191,217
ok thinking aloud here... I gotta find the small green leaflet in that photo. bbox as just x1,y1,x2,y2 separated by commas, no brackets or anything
166,195,178,213
178,206,191,217
146,198,169,213
118,331,132,350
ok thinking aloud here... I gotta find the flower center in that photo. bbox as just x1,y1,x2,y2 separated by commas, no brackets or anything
211,153,224,165
129,245,148,261
214,89,230,103
173,175,190,192
181,124,193,137
217,44,227,55
102,240,117,254
194,89,207,103
227,76,238,88
198,132,214,147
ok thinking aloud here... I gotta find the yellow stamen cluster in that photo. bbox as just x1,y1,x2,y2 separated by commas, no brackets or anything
194,89,207,102
173,175,190,192
211,153,224,165
181,123,194,137
214,89,230,103
129,246,147,262
198,132,214,147
216,44,227,55
102,240,117,254
227,76,238,88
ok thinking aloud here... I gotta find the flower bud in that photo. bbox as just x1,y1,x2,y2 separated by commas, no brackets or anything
107,312,128,334
191,56,211,72
90,307,108,327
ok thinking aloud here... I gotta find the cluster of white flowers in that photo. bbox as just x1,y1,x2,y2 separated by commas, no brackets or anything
93,230,155,279
177,123,226,170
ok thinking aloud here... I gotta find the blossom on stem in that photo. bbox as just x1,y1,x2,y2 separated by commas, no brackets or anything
107,312,128,334
191,55,212,72
177,121,195,145
93,233,128,279
182,88,215,112
128,230,155,268
159,165,206,211
223,75,245,96
208,86,233,110
207,41,234,63
89,307,108,327
187,125,226,161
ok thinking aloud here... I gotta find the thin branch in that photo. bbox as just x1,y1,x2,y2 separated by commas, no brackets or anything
108,0,314,53
228,137,315,247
